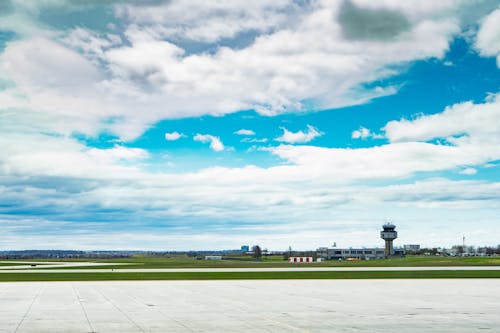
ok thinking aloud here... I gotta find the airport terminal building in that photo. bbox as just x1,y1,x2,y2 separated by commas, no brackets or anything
316,247,405,260
316,223,405,260
316,247,386,260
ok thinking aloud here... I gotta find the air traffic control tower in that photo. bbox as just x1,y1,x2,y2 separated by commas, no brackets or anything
380,223,397,257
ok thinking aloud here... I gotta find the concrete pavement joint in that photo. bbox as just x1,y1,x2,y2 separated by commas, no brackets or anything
13,285,44,333
72,283,96,333
93,284,146,333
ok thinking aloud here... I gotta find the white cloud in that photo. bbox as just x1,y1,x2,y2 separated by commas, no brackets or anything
383,94,500,144
0,1,470,140
193,134,225,152
459,168,477,175
269,142,471,183
1,98,500,248
234,129,256,136
2,95,496,190
276,125,323,144
1,37,101,87
268,95,500,185
352,126,384,139
241,137,268,143
62,28,122,64
114,1,295,43
475,7,500,67
87,145,149,162
165,131,185,141
0,37,122,137
0,131,146,180
352,127,371,139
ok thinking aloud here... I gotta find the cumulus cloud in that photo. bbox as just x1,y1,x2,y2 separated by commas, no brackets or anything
234,129,256,136
276,125,323,144
1,37,102,87
352,127,371,139
475,7,500,67
351,126,384,140
165,131,185,141
270,95,500,185
62,27,123,64
193,134,225,152
352,126,384,139
0,132,146,180
0,1,472,140
3,94,496,191
1,94,500,248
114,0,296,43
383,94,500,144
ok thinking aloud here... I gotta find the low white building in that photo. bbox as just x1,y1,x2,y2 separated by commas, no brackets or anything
404,244,420,252
316,247,390,260
204,255,222,260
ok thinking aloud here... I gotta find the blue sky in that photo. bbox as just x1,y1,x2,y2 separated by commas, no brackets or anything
0,1,499,250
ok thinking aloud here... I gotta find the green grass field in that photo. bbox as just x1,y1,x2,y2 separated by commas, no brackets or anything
1,256,498,281
17,254,499,270
0,270,499,282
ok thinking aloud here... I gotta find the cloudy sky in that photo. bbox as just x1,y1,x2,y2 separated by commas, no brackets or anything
0,0,499,250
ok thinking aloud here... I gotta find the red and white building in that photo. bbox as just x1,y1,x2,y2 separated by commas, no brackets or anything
288,256,313,263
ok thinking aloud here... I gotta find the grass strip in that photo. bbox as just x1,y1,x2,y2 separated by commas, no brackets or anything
0,270,499,282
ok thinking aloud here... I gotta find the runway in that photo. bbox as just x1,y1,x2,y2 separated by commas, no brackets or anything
0,261,130,270
1,265,499,273
0,279,498,332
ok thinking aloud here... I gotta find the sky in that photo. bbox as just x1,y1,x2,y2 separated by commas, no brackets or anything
0,0,499,251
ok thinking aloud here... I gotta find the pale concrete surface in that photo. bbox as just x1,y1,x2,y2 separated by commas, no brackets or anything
0,262,130,270
0,279,498,332
1,266,499,273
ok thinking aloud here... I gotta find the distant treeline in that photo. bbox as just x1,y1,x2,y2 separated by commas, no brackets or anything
0,250,135,259
410,245,500,256
0,249,253,259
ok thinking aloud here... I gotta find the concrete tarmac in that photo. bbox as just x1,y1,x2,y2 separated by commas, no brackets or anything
0,279,498,332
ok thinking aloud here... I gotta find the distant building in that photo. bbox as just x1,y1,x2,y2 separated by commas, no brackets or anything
316,223,404,260
240,245,250,252
316,247,386,260
288,257,313,263
404,244,420,252
205,255,222,260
